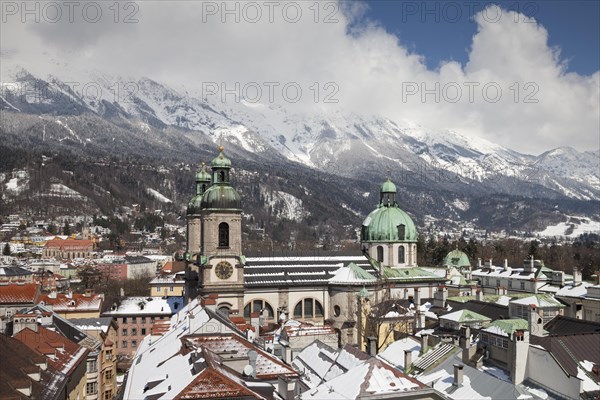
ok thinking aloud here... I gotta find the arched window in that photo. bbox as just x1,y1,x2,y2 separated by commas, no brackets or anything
218,222,229,247
398,224,406,240
219,171,225,182
244,300,274,319
376,246,384,262
201,184,206,192
293,298,324,319
398,246,405,264
361,226,367,241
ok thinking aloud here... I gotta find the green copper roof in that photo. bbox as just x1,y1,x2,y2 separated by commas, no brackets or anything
211,146,232,168
362,207,418,242
484,319,529,336
187,195,203,214
201,185,241,210
195,162,211,182
443,249,471,268
381,266,445,282
440,309,491,323
358,287,370,298
381,178,397,193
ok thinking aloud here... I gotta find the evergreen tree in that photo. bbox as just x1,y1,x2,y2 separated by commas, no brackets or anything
2,242,11,256
63,222,71,236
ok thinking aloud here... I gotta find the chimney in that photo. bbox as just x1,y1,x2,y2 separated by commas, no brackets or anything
476,290,484,301
433,286,448,308
510,329,530,384
278,374,298,400
67,290,72,299
486,258,493,268
49,290,57,299
453,364,464,387
503,259,509,271
414,309,426,331
459,326,471,349
421,334,429,354
250,312,260,333
552,271,565,286
404,349,413,371
247,350,258,379
283,343,292,364
366,336,377,356
413,289,420,308
477,258,482,268
573,267,582,285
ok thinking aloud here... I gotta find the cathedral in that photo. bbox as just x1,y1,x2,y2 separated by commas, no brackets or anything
184,147,446,346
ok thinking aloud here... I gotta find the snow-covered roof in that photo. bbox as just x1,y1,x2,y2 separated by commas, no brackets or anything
509,294,564,308
481,319,528,337
439,309,491,323
300,356,424,399
377,337,421,371
103,296,183,316
418,348,535,399
555,281,594,298
328,262,376,285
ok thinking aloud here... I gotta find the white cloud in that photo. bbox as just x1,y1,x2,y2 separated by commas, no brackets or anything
1,1,598,154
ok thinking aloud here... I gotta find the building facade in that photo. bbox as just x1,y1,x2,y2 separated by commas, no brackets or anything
184,148,446,349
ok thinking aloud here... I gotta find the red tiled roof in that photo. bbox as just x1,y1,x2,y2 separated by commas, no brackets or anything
45,238,94,250
0,283,40,304
0,334,68,400
38,292,103,312
184,335,298,380
14,326,89,376
175,348,265,400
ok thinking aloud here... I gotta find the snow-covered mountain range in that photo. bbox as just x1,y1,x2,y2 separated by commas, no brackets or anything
1,66,599,232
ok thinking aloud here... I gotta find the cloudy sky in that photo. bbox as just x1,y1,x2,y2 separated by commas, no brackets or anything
1,0,598,155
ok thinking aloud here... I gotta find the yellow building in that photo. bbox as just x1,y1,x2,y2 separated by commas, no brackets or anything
150,272,186,297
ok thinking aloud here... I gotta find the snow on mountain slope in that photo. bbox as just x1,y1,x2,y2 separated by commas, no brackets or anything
537,216,600,238
1,65,599,201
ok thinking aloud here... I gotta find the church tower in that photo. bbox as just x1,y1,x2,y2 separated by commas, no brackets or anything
361,178,418,268
185,146,245,313
186,162,211,260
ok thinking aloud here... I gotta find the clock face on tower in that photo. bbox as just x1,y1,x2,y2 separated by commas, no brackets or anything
215,261,234,280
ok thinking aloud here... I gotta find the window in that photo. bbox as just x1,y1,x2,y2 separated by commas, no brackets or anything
105,350,112,360
218,222,229,247
105,370,113,380
496,279,500,287
131,316,136,323
141,328,146,335
122,328,127,336
86,382,98,395
122,317,127,323
219,170,225,182
377,246,384,262
520,281,525,290
6,310,12,317
333,305,341,317
131,340,137,348
244,300,274,319
398,224,406,240
293,298,324,319
508,280,512,288
141,316,146,324
170,286,174,292
104,390,113,400
156,286,161,292
87,359,97,373
131,328,137,336
122,341,127,348
398,246,405,264
151,317,155,322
